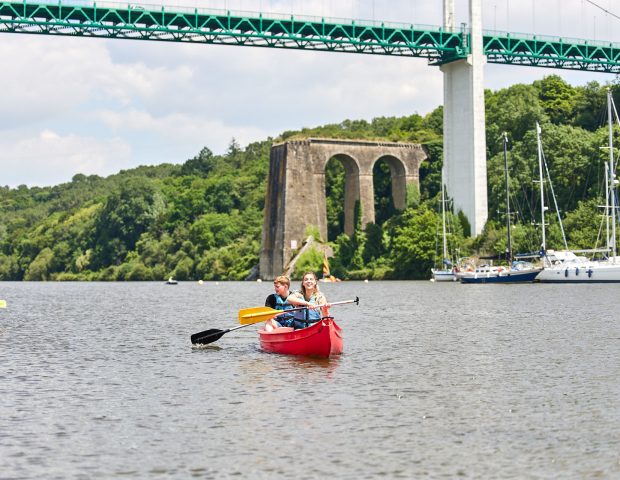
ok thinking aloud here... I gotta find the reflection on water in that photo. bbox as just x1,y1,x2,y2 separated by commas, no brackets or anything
1,281,619,478
237,350,342,384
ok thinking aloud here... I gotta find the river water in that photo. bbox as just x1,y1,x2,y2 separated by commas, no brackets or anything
1,281,619,479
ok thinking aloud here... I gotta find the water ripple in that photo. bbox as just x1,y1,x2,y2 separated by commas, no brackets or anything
1,281,619,478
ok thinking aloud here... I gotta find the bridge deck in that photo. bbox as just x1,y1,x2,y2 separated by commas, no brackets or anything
1,0,619,72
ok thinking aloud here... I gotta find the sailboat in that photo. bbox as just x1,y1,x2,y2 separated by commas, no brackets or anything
458,133,541,284
431,173,456,282
536,90,620,282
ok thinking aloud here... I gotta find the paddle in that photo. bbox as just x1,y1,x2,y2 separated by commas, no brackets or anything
238,305,311,325
191,323,256,345
238,297,360,324
191,307,303,345
190,297,359,346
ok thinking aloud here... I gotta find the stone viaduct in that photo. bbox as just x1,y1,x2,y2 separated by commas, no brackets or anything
259,138,427,280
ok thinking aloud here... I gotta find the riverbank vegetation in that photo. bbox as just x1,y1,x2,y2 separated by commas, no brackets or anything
1,76,619,280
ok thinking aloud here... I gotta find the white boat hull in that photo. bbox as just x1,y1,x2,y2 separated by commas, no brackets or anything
536,261,620,283
431,269,456,282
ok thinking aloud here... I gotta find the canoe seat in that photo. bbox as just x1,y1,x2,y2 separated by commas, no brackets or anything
259,327,294,335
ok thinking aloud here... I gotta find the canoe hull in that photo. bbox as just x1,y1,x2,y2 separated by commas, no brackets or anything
258,318,343,358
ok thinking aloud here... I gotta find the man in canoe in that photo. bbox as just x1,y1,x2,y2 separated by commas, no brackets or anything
264,275,296,331
264,273,329,331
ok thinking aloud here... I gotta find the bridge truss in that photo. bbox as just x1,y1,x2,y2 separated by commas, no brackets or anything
1,0,620,73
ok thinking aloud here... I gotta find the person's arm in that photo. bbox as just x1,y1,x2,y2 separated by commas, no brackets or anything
286,290,309,307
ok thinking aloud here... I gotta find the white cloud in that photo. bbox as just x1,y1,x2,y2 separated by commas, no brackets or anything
1,0,619,187
0,130,132,187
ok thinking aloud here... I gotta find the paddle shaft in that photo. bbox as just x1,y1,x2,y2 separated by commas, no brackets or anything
191,322,254,345
240,297,360,323
191,297,359,345
240,305,314,320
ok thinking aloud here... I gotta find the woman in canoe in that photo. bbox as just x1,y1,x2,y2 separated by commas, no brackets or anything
287,271,328,329
264,272,327,331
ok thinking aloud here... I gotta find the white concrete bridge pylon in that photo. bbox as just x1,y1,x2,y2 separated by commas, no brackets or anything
441,0,488,235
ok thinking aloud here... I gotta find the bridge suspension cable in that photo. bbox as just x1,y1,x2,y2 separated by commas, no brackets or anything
584,0,620,21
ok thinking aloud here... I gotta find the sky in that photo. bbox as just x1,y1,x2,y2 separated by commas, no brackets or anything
2,0,620,187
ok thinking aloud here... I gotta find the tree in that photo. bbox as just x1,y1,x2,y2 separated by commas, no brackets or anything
485,83,547,157
573,81,607,131
389,206,438,279
363,223,387,263
92,177,166,267
179,147,217,177
373,160,397,225
25,247,54,280
534,75,577,125
325,158,346,241
563,199,607,250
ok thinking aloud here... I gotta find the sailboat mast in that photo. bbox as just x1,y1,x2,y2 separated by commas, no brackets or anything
441,172,448,264
608,89,617,261
537,123,546,253
503,132,512,262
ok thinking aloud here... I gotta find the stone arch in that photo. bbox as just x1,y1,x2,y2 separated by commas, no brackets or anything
322,153,361,237
372,154,409,213
259,138,427,279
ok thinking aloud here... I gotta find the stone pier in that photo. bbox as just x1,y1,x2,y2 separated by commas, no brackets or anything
259,138,427,279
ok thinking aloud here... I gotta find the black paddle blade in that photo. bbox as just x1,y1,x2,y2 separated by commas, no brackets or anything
191,328,227,345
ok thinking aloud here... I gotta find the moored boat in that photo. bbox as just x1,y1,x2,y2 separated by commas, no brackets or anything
431,268,457,282
457,133,541,284
257,316,343,358
536,91,620,283
458,262,540,283
431,169,457,282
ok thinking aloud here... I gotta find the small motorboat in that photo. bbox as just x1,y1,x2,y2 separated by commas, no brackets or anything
165,277,178,285
257,316,343,358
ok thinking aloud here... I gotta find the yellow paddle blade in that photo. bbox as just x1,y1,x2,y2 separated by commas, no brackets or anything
238,306,279,325
0,300,6,308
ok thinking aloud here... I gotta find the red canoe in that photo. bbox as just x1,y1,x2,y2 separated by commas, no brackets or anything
257,317,343,358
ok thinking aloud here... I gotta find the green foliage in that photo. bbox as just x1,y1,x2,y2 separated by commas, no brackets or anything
179,147,217,177
92,177,165,267
1,76,617,280
291,247,324,280
485,83,547,157
325,158,345,241
373,161,397,225
418,141,442,202
25,247,54,281
457,211,471,238
304,224,322,242
406,183,420,209
534,75,578,125
389,205,438,279
563,199,607,250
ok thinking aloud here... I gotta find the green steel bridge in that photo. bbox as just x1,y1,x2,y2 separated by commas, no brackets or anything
1,0,620,73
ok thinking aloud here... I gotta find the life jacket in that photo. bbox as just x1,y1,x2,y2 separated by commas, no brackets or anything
273,294,294,322
292,293,322,323
292,306,321,322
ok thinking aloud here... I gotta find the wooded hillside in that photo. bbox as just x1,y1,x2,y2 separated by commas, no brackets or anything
1,75,618,280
